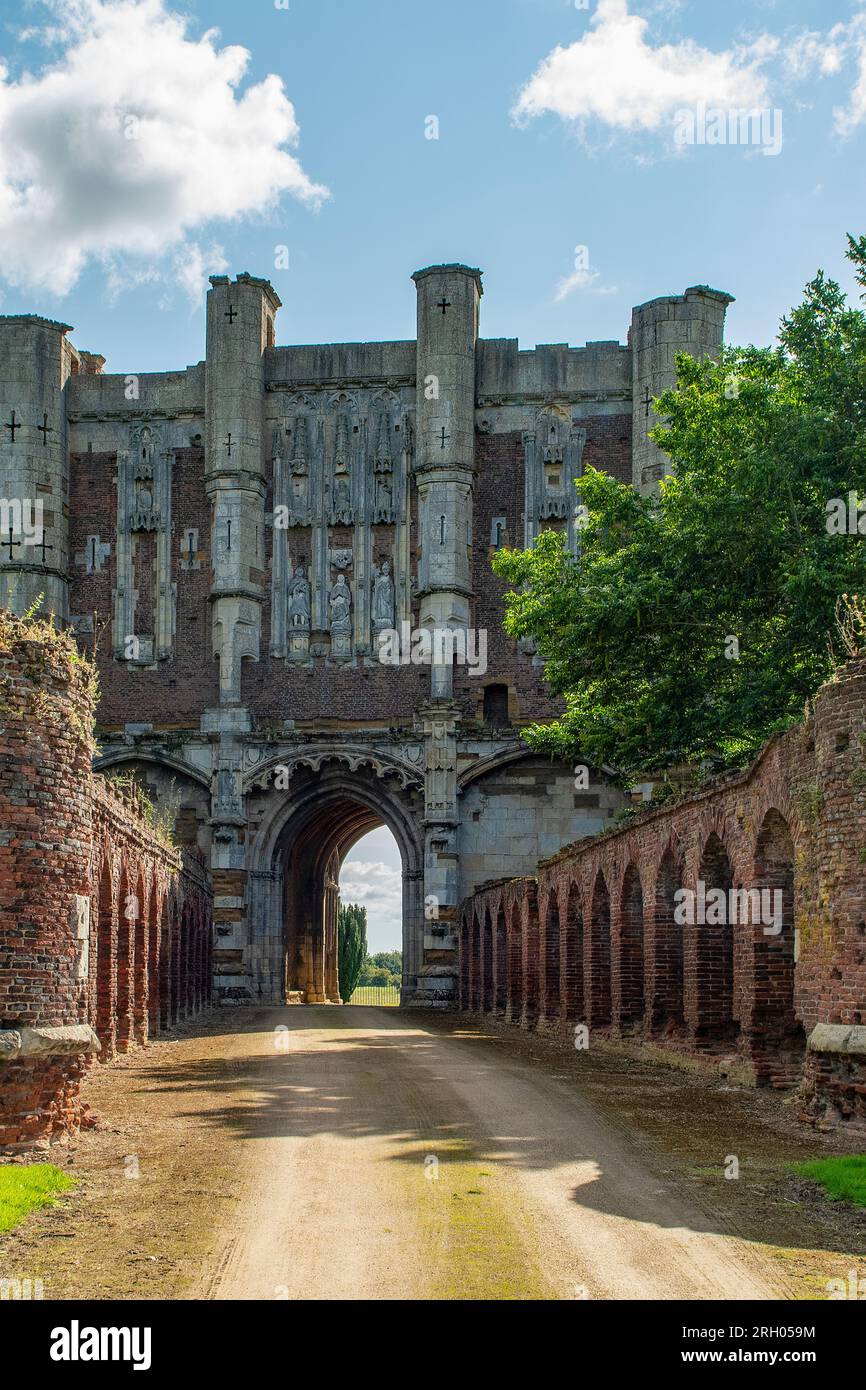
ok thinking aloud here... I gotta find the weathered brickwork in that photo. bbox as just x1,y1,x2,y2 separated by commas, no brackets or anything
460,659,866,1130
0,617,212,1150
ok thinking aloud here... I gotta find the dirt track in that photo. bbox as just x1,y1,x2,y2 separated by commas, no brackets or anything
200,1007,785,1300
3,1006,865,1301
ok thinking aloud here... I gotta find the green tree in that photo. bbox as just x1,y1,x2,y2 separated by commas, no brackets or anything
337,902,367,1003
493,235,866,782
358,951,402,989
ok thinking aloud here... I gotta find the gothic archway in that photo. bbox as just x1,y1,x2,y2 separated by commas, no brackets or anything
247,760,424,1004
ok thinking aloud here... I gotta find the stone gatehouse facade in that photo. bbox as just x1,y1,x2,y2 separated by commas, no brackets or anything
0,263,732,1006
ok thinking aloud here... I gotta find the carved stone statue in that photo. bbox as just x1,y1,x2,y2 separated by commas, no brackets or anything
130,479,159,532
372,560,395,629
287,566,311,630
331,473,352,524
374,473,393,523
329,573,352,632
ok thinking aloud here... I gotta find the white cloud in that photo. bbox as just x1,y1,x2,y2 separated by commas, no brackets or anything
555,264,599,301
833,15,866,136
338,860,402,924
512,0,866,148
0,0,329,301
512,0,775,138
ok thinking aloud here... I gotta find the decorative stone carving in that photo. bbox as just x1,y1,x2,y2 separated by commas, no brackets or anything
329,573,352,632
245,745,425,794
287,564,311,662
287,566,311,631
290,415,310,476
371,560,395,632
329,571,353,661
129,427,162,531
373,411,395,523
330,414,354,524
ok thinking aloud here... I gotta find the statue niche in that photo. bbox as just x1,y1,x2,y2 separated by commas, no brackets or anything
286,563,311,663
129,429,161,532
373,411,395,524
328,570,353,662
287,415,310,525
329,414,354,525
371,559,395,633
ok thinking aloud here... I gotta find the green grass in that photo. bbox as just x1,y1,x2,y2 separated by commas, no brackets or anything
0,1164,77,1234
793,1155,866,1208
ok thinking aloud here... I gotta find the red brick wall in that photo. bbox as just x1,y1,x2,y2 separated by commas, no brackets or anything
459,658,866,1115
0,616,213,1150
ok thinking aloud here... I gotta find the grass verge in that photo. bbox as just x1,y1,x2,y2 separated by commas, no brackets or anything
0,1164,76,1234
793,1155,866,1208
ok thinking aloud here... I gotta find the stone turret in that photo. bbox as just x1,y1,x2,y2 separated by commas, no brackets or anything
630,285,733,494
0,315,76,621
412,263,482,699
205,272,281,704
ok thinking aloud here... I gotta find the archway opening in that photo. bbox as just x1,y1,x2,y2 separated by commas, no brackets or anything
339,825,403,1004
276,788,411,1006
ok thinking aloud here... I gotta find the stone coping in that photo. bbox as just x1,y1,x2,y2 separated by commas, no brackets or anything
0,1025,100,1062
807,1023,866,1057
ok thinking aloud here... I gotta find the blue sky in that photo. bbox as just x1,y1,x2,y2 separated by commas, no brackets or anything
0,0,865,374
2,0,865,950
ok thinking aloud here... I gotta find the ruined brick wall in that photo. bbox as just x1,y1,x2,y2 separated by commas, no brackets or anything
459,658,866,1130
0,615,213,1150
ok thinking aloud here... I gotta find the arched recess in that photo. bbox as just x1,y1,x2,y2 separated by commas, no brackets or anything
115,861,135,1052
588,871,611,1028
246,762,424,1005
482,909,494,1011
469,909,481,1011
93,753,212,856
750,810,803,1083
159,894,174,1030
133,868,149,1046
695,833,737,1047
523,892,540,1029
618,865,645,1034
494,906,508,1014
96,855,116,1058
563,880,584,1023
507,902,523,1024
147,883,163,1037
651,849,684,1034
541,895,561,1027
459,913,471,1010
170,891,183,1025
